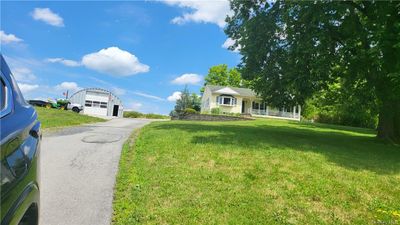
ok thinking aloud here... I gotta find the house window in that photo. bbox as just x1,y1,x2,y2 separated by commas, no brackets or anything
252,102,260,109
223,97,231,105
260,102,266,110
217,95,236,106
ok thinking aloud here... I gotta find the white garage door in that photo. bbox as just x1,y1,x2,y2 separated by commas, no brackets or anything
84,91,109,116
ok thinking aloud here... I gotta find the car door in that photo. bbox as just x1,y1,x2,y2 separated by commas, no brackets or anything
1,64,41,225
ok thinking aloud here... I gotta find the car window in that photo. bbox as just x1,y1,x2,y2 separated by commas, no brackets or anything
1,77,6,110
0,74,13,118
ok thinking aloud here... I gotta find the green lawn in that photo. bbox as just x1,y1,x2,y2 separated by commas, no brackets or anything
35,107,105,129
113,119,400,225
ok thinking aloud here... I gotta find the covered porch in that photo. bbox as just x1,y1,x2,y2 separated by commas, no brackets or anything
241,98,301,121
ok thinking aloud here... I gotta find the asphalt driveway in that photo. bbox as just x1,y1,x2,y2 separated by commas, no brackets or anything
39,118,152,225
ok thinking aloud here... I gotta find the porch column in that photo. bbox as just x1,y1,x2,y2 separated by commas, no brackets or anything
298,105,301,120
293,106,296,118
249,101,252,114
266,105,269,116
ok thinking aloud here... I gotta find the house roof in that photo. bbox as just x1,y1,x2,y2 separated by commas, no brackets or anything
206,85,257,97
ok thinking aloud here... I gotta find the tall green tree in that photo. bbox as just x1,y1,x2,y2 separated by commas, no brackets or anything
174,86,191,113
226,1,400,143
303,78,379,128
201,64,249,92
173,86,201,114
190,93,201,112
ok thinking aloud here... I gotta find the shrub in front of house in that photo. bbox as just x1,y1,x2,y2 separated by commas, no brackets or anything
211,107,221,115
184,108,198,115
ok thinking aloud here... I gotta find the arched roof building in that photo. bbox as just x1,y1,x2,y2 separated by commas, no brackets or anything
69,88,123,117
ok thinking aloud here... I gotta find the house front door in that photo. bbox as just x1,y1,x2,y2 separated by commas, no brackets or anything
242,100,245,113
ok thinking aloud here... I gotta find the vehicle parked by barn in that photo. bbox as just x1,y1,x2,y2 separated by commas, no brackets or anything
27,100,50,108
66,102,83,113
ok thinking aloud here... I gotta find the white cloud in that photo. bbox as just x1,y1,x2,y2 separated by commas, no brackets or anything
172,73,202,85
46,47,150,76
167,91,182,102
222,38,240,52
162,0,231,27
133,91,164,101
13,68,37,82
82,47,150,76
46,58,81,67
15,81,85,100
0,30,23,44
31,8,64,27
18,83,39,94
55,82,81,93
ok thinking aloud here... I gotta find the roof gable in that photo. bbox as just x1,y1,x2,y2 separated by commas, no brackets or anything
206,85,256,97
215,87,239,95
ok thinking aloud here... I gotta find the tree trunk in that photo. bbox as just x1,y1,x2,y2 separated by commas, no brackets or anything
377,99,400,144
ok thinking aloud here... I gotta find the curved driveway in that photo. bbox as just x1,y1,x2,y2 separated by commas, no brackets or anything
40,118,152,225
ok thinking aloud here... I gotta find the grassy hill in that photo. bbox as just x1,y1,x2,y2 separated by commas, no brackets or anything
35,107,105,130
113,119,400,225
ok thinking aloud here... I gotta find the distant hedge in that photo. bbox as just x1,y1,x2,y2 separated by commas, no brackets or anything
124,111,170,119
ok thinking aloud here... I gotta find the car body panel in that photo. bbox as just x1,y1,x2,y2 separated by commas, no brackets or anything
1,54,41,225
67,103,83,111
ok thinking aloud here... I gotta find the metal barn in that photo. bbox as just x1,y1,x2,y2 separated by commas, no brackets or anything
69,88,123,117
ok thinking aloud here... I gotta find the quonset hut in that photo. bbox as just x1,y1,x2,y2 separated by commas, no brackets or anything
69,88,123,117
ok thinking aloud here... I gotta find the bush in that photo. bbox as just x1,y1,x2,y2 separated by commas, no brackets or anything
124,111,144,118
170,110,179,117
145,114,170,119
233,113,242,117
124,111,169,119
184,108,197,115
211,108,221,115
223,112,243,117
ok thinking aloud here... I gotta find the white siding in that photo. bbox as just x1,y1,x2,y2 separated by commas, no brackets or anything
69,88,124,117
201,86,243,114
84,91,108,116
200,87,213,113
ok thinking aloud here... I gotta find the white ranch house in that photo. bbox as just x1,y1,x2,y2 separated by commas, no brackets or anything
201,85,301,121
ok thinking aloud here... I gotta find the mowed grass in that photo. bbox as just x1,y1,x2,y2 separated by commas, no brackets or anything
35,107,105,129
113,119,400,225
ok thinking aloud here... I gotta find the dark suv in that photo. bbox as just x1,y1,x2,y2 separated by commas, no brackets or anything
1,54,41,225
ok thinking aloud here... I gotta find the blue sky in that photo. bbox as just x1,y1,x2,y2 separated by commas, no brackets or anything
1,1,239,114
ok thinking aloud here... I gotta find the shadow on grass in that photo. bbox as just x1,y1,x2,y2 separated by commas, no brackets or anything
152,121,400,175
288,121,377,135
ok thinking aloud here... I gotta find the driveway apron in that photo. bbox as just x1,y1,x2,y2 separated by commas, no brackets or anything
40,118,151,225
